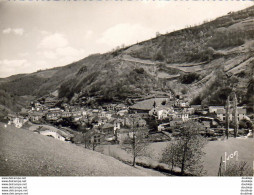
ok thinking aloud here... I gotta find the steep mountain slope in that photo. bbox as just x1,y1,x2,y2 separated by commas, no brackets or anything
0,6,253,111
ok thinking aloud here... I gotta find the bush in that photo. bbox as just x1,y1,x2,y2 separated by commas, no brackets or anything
134,68,145,74
154,51,165,61
208,29,246,49
179,73,200,84
221,161,252,176
191,96,202,105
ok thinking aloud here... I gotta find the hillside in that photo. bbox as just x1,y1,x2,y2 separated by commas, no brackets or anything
0,6,254,111
0,123,163,176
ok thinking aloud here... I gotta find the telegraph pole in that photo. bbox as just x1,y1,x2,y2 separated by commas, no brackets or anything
218,156,223,176
225,96,230,139
232,91,238,138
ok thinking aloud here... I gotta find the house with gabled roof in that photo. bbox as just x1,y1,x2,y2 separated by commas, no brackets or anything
7,114,28,128
29,111,44,123
61,111,72,118
149,106,173,120
40,130,66,141
216,107,247,121
129,98,168,113
173,110,189,121
37,125,73,141
117,109,128,116
46,108,63,121
115,103,128,111
209,106,225,114
174,99,189,108
101,123,115,134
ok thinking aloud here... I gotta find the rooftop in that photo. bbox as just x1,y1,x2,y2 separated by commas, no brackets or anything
217,108,247,114
130,98,168,111
101,123,114,129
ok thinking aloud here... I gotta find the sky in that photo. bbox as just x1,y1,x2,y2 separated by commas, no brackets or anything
0,0,253,78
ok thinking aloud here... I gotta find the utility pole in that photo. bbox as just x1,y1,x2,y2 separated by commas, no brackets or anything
225,96,230,139
131,117,137,166
218,156,223,176
232,91,238,138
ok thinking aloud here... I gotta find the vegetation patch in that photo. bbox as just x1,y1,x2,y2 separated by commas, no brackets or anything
179,72,201,84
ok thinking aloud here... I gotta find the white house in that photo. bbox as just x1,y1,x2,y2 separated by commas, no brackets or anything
113,120,121,132
209,106,225,113
117,109,128,116
61,111,72,118
40,130,65,141
8,115,27,128
158,123,170,132
173,111,189,121
99,111,107,117
174,99,189,108
184,107,195,114
216,107,247,121
105,113,112,120
149,106,173,120
81,109,87,116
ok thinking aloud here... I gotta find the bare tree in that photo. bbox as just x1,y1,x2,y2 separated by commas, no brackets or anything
221,161,252,176
161,140,179,171
83,130,101,151
161,121,207,175
122,126,150,167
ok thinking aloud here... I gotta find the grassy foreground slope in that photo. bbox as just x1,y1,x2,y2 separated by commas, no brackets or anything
0,123,161,176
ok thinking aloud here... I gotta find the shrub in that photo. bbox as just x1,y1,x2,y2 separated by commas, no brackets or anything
154,51,165,61
134,68,145,74
221,161,252,176
179,73,200,84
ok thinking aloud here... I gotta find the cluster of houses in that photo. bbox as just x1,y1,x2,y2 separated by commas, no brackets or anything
6,93,251,144
128,97,249,135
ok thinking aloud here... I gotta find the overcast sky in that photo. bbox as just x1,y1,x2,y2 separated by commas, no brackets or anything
0,1,253,78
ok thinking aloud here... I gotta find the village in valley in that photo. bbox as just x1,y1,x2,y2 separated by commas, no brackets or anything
6,88,253,151
2,1,254,180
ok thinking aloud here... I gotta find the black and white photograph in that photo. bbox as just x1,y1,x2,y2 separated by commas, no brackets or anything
0,0,253,187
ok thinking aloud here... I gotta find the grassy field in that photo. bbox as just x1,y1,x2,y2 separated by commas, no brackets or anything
99,137,254,176
1,122,252,176
0,123,163,176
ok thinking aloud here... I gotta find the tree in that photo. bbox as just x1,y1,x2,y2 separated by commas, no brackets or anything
239,119,252,129
122,122,150,166
156,31,161,37
83,130,101,151
161,140,179,171
161,121,207,175
221,161,252,176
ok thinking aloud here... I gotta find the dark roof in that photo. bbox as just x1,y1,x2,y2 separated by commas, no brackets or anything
130,98,168,111
30,111,44,116
101,123,114,129
116,104,127,108
217,108,247,114
217,109,225,114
